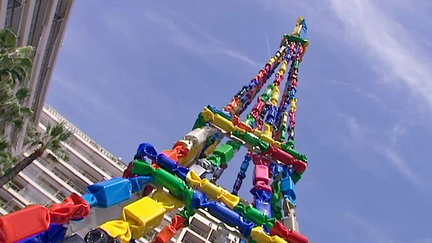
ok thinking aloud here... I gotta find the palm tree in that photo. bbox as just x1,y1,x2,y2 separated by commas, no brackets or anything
0,29,72,187
0,122,71,187
0,136,17,174
0,29,34,128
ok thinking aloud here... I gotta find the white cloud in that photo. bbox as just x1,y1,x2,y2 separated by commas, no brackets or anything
221,49,261,68
346,211,432,243
345,212,400,243
338,113,367,142
142,10,261,68
265,35,271,57
329,0,432,112
164,10,224,45
380,147,420,186
338,113,422,187
49,73,162,138
330,80,392,112
389,121,407,145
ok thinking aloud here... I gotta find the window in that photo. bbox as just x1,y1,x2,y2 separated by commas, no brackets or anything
27,0,41,45
33,0,64,110
4,0,15,29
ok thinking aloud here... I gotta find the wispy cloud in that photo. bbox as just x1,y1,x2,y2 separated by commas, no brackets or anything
265,35,271,57
345,212,400,243
380,147,420,186
389,120,408,145
164,10,224,45
337,113,367,142
142,10,261,68
330,80,393,112
221,49,261,68
338,112,422,187
329,0,432,112
346,211,432,243
49,73,162,138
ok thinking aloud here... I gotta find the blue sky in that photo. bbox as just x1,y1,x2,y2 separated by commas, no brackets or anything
46,0,432,242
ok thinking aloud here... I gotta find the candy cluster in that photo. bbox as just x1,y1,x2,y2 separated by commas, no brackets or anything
0,17,310,243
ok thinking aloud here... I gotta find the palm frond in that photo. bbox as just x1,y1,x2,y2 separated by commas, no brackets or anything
50,123,64,137
51,148,69,162
45,153,58,164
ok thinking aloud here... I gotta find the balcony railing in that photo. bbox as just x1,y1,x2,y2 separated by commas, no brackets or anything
64,143,113,177
51,168,70,182
54,154,99,183
6,182,35,205
4,181,48,206
36,156,86,194
21,168,65,202
44,105,127,169
51,169,86,195
66,142,117,177
54,193,65,202
78,169,98,183
6,182,22,193
82,153,111,176
42,149,100,184
0,198,14,213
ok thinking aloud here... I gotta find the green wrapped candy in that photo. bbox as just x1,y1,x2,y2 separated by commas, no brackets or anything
154,169,187,198
131,160,154,176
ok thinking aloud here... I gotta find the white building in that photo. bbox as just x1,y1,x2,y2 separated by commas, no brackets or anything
0,0,76,154
142,209,243,243
0,105,127,215
0,106,244,243
0,2,286,242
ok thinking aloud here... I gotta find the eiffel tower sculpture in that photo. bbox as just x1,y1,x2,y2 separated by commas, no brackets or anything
0,17,310,243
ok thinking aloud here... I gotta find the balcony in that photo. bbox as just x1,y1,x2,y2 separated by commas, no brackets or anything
43,106,127,171
4,181,41,205
60,141,111,181
26,156,87,196
0,198,15,214
42,148,96,185
37,123,111,182
51,168,86,195
67,142,112,174
21,166,66,202
7,182,22,194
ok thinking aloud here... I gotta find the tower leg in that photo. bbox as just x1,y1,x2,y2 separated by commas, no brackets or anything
282,198,300,232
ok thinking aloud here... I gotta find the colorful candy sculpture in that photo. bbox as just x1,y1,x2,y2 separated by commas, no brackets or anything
0,17,310,243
